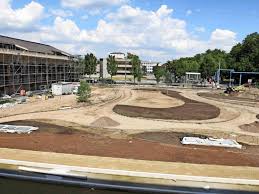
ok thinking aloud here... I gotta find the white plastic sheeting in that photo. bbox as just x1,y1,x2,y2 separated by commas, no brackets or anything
181,137,242,149
0,124,38,134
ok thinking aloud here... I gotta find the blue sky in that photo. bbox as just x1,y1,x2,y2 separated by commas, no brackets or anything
1,0,259,61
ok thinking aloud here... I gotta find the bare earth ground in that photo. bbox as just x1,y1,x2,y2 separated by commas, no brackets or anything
120,90,184,108
0,86,259,167
198,92,259,103
240,121,259,133
0,87,118,118
0,120,259,167
114,90,220,120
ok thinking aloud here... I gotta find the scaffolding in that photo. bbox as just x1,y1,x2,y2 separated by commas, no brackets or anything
0,48,82,95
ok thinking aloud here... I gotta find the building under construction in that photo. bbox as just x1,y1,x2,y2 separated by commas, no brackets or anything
0,35,82,95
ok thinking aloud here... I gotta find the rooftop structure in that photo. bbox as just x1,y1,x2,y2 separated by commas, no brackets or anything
109,52,126,60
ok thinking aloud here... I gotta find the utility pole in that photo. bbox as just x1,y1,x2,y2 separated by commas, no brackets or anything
229,71,232,87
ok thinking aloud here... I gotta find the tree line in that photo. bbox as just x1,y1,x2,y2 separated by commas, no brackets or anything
81,32,259,83
164,32,259,81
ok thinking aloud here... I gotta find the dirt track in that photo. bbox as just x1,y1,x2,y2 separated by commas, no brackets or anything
113,90,220,120
1,120,259,167
198,92,258,102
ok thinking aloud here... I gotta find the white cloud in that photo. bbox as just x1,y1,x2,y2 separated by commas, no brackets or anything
50,9,73,18
0,0,44,30
210,28,236,41
54,5,236,59
209,28,237,51
61,0,127,9
1,2,237,61
195,26,206,33
156,5,173,18
53,17,81,38
186,9,192,16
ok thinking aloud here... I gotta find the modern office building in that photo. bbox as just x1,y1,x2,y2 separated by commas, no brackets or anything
0,35,82,95
141,61,159,74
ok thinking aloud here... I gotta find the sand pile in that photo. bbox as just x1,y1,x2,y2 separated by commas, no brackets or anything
90,116,120,127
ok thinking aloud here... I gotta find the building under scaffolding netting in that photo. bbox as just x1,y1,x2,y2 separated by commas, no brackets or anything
0,35,82,95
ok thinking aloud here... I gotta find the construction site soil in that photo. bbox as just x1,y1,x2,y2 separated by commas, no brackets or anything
0,120,259,167
198,92,259,102
113,90,220,120
240,121,259,133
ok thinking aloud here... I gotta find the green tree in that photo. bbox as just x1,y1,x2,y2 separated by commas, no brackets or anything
153,64,165,83
199,55,217,79
77,80,91,102
84,53,97,78
142,66,147,76
127,52,135,59
164,60,176,82
131,55,142,83
163,33,259,83
198,49,227,79
107,55,118,80
228,32,259,72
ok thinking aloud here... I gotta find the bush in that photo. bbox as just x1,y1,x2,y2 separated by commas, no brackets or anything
0,99,15,104
77,81,91,102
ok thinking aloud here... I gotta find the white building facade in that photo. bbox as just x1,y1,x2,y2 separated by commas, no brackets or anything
141,61,159,74
109,52,126,59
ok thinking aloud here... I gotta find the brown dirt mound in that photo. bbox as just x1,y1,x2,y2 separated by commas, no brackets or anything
240,121,259,133
113,90,220,120
90,116,120,127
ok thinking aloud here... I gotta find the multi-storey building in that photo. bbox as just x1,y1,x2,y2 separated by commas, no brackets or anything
109,52,131,76
0,35,82,95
